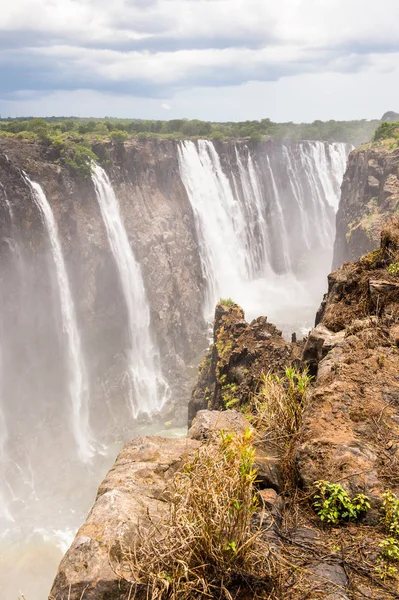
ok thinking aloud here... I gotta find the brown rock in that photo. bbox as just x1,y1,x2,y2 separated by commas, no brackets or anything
187,409,251,441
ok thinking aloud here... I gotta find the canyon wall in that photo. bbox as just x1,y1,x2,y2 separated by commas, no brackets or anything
0,136,349,600
333,143,399,268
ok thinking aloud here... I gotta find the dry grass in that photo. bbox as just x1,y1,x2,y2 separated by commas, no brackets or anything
248,368,311,495
112,431,280,599
250,368,311,449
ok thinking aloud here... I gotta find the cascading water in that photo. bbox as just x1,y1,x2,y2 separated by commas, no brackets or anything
265,156,292,271
178,139,350,331
91,164,169,417
24,176,93,462
178,140,252,316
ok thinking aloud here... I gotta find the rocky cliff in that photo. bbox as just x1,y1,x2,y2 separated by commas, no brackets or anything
46,132,399,599
50,222,399,599
333,142,399,268
189,301,302,424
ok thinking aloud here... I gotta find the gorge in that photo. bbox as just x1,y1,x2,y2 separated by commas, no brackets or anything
0,136,351,599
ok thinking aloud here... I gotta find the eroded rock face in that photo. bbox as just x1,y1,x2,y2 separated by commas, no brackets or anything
298,219,399,504
333,144,399,268
189,302,302,424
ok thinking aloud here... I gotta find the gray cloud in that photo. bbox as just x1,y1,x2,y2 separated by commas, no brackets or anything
0,0,398,104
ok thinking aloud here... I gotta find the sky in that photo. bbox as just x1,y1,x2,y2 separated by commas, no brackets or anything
0,0,398,122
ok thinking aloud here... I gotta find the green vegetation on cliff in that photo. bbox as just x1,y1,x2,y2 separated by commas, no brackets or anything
0,115,381,145
373,121,399,147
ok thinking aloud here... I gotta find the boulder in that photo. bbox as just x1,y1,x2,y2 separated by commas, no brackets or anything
187,408,251,440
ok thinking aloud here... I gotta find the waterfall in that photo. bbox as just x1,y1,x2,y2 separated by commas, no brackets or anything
178,140,251,316
265,156,292,271
178,139,349,329
234,147,270,276
91,164,168,417
24,176,93,462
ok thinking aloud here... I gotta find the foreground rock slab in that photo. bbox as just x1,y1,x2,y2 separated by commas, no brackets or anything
49,409,254,600
50,435,200,599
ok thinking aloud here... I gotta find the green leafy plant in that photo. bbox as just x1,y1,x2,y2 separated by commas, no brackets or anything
379,537,399,561
374,491,399,580
62,144,98,178
382,490,399,536
374,561,398,580
313,481,370,524
110,130,129,144
219,297,235,307
388,262,399,276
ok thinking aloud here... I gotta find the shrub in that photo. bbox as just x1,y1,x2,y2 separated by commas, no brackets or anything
250,367,312,447
219,297,235,307
15,131,38,140
110,130,128,144
379,537,399,562
114,430,278,599
373,121,399,142
62,144,98,178
313,481,370,525
388,262,399,276
382,490,399,537
375,491,399,580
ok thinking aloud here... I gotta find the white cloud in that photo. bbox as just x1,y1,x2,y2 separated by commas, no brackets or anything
161,103,171,110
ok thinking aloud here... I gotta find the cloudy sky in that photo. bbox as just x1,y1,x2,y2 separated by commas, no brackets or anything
0,0,398,122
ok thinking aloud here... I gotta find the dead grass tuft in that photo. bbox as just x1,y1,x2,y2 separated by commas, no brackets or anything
112,431,280,599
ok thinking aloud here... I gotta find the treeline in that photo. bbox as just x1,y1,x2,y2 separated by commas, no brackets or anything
0,116,381,145
373,121,399,146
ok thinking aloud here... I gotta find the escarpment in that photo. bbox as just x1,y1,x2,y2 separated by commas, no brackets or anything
333,142,399,268
189,301,302,424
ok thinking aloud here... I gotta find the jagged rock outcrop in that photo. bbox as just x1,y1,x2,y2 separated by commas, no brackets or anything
333,143,399,268
299,218,399,506
189,301,302,425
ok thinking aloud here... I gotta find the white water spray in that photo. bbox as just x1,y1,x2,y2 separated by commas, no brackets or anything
24,176,93,461
91,164,168,417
